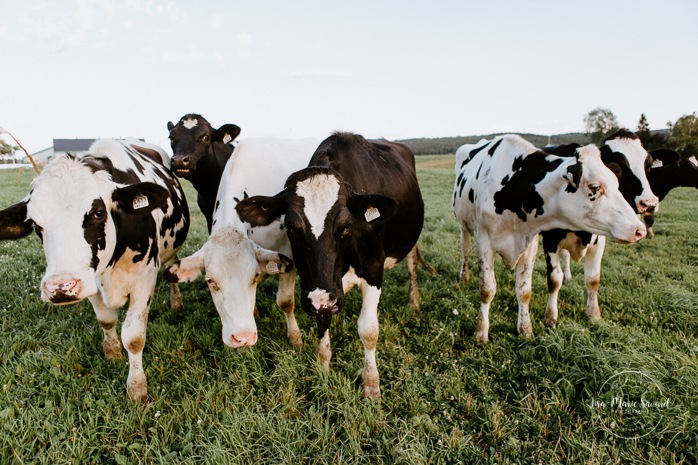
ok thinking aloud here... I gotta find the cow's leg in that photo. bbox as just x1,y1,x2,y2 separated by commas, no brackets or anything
459,226,472,284
544,247,563,327
316,314,332,371
277,269,302,348
358,280,382,398
561,249,573,283
644,213,655,239
515,239,538,338
88,294,122,360
169,283,183,312
405,246,420,312
121,271,157,404
584,236,606,321
475,245,496,343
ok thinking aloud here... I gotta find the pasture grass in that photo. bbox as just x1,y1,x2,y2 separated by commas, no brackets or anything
0,157,696,464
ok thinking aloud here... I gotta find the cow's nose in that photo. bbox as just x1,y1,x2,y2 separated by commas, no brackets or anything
634,226,647,242
638,198,659,213
229,331,257,348
43,279,82,303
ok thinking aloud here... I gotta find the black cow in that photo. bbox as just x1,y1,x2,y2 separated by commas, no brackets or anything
645,149,698,237
235,132,425,398
167,113,241,231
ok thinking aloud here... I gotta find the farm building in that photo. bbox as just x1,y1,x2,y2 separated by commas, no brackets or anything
27,138,146,165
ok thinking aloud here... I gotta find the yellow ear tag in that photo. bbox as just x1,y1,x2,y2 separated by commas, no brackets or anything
266,261,279,273
364,206,380,222
133,194,149,210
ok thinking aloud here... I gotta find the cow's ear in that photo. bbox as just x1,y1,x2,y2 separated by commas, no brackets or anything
167,121,175,131
255,249,293,276
236,194,286,227
112,182,169,215
606,162,623,180
0,200,34,240
213,124,241,145
164,249,205,284
347,193,398,225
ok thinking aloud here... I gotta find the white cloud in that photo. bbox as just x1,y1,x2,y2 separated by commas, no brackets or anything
210,14,222,32
237,31,252,58
284,68,351,79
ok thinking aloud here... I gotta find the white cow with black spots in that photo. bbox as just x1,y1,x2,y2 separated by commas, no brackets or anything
0,139,189,402
453,134,646,343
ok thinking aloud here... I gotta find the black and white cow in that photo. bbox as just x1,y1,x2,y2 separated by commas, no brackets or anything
453,134,646,343
165,136,320,349
235,132,425,398
644,149,698,237
539,131,658,325
0,139,189,403
167,113,241,231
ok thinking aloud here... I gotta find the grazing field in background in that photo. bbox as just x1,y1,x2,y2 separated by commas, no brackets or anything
0,157,696,464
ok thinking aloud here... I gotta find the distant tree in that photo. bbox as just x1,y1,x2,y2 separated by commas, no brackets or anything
637,113,650,139
584,107,619,144
668,112,698,156
0,138,17,156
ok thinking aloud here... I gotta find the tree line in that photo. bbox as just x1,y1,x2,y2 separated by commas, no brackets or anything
399,109,697,157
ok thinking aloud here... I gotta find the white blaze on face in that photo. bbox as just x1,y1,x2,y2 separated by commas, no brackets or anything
296,174,340,239
182,118,198,130
308,288,332,310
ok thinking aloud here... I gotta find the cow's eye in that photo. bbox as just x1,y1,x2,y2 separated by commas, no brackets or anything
92,209,106,220
206,277,220,291
201,135,210,142
588,183,604,197
339,226,351,238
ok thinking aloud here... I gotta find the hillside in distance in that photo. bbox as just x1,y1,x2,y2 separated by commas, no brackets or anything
398,132,591,155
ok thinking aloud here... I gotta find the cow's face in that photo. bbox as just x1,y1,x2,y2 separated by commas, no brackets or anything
167,114,240,178
0,156,168,305
560,145,646,243
236,168,396,317
165,226,292,348
603,134,658,213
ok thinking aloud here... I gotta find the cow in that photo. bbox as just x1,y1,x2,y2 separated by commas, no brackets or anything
644,149,698,237
0,139,189,403
164,136,320,349
235,132,425,398
539,131,658,326
167,113,241,232
453,134,646,343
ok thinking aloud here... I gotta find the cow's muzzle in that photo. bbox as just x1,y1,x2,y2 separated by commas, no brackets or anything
42,279,83,305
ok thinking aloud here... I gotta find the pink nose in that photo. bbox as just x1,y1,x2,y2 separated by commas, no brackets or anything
43,279,82,303
637,197,659,213
229,331,257,348
633,226,647,243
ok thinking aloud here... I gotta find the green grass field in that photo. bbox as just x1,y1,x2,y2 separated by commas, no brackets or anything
0,157,695,464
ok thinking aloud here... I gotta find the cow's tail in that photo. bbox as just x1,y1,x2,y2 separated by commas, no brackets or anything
415,246,436,274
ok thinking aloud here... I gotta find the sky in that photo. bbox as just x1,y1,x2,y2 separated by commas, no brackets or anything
1,0,697,154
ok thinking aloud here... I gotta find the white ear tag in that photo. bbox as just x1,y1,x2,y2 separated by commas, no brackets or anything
266,261,279,273
364,206,380,222
133,194,149,210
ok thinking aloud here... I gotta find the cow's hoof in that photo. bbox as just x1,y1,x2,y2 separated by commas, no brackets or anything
518,324,534,338
127,380,148,404
475,332,489,344
288,331,303,348
363,385,382,399
544,316,558,327
104,340,123,360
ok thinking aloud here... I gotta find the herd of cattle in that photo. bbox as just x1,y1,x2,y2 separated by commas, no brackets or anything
0,114,695,402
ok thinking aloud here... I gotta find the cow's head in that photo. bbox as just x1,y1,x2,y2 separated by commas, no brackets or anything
558,144,646,243
164,226,292,348
167,114,241,177
236,167,397,317
0,156,168,304
602,129,658,214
